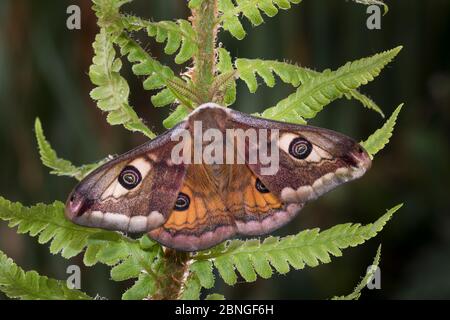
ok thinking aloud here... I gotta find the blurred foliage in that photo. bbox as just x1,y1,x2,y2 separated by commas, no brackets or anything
0,0,449,299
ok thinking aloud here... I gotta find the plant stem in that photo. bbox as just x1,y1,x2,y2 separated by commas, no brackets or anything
191,0,219,102
149,0,219,300
151,249,191,300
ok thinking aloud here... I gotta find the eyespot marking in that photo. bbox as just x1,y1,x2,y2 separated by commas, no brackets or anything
255,178,270,193
174,192,190,211
118,166,142,190
289,137,312,160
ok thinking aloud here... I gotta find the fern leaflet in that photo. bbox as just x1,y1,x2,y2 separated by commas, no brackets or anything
332,244,382,300
123,15,197,64
0,250,91,300
190,204,402,286
219,0,302,40
261,47,402,123
35,118,106,181
89,29,156,138
236,58,385,117
362,104,403,157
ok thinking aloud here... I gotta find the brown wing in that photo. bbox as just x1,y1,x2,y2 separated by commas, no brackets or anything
226,108,372,204
65,123,187,233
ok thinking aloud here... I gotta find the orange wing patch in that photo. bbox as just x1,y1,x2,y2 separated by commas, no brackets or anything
147,164,287,251
147,165,236,251
227,166,282,218
244,175,281,214
163,184,227,231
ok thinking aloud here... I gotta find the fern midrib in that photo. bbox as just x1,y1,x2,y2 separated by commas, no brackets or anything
238,59,384,117
0,270,70,300
271,55,392,118
194,225,379,260
5,215,101,236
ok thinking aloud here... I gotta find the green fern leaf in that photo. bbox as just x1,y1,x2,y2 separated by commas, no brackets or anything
151,88,177,108
89,29,156,138
0,250,91,300
205,293,226,300
110,257,143,282
188,0,204,9
34,118,106,181
190,260,215,289
192,204,402,286
353,0,388,15
332,244,382,300
163,105,191,129
0,197,102,259
116,33,196,109
180,274,202,300
236,59,308,91
123,15,198,64
0,196,163,300
216,48,237,105
344,90,384,117
361,104,403,157
0,197,161,273
219,0,302,40
261,47,402,123
122,273,156,300
236,58,385,117
91,0,133,33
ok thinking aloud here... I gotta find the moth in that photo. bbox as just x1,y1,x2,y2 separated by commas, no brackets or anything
65,103,371,251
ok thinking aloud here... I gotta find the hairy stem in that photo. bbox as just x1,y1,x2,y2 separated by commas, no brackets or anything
151,249,191,300
191,0,219,102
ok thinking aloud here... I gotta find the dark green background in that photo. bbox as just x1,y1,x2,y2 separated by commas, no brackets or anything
1,0,449,299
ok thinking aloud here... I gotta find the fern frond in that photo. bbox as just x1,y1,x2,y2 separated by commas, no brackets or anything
188,0,204,9
118,237,162,300
34,118,107,181
332,244,382,300
353,0,388,15
0,250,91,300
191,204,402,286
0,197,163,299
122,273,157,300
216,48,237,105
261,47,402,123
85,233,161,300
89,29,156,138
123,15,198,64
190,260,215,289
115,33,197,109
218,0,302,40
344,90,384,117
0,197,101,259
91,0,132,32
236,58,385,117
236,58,308,90
205,293,226,300
361,104,403,158
163,105,191,129
0,197,160,267
180,274,202,300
